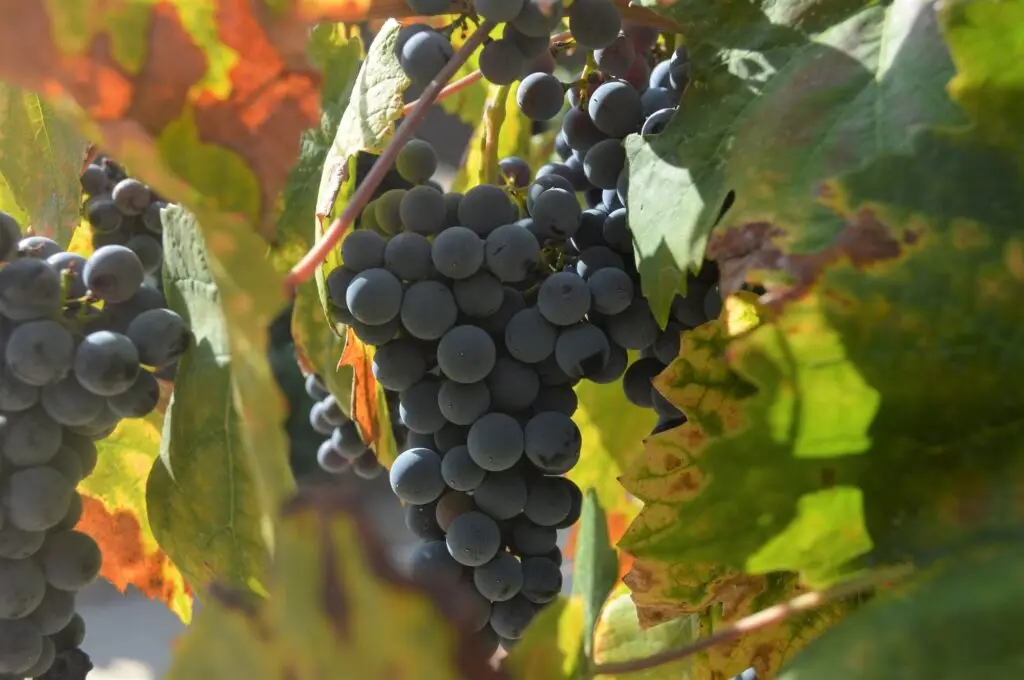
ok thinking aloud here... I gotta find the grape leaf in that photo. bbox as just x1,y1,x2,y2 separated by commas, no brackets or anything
149,205,294,593
592,589,699,680
0,83,86,245
77,416,194,623
165,485,503,680
779,544,1024,678
572,490,620,659
0,0,378,240
626,0,966,323
339,327,397,468
291,279,352,414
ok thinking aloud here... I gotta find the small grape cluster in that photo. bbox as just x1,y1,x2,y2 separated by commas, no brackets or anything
305,373,387,480
80,157,167,302
0,179,188,676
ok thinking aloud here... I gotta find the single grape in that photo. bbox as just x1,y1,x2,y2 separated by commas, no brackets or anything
65,432,98,477
432,226,484,280
458,185,516,237
437,380,491,426
606,297,660,349
437,325,496,384
401,279,458,340
530,187,581,239
475,0,524,22
479,39,526,85
399,378,446,435
622,356,665,408
101,283,168,334
484,224,541,283
372,339,428,392
568,0,621,49
399,29,454,85
649,60,674,90
2,466,74,532
0,524,45,560
671,284,713,327
588,341,628,383
69,401,121,440
486,357,540,412
143,200,167,234
526,173,573,214
384,232,433,282
47,251,88,298
479,286,527,336
453,272,505,318
490,595,535,639
18,236,62,259
389,447,445,504
305,373,329,401
587,267,634,317
331,421,367,459
582,138,626,190
1,404,63,466
446,511,501,567
52,490,84,530
353,450,385,479
441,444,487,492
40,374,106,426
653,325,682,364
50,613,86,651
409,540,463,585
535,353,576,387
520,556,563,604
0,557,47,618
524,411,582,474
126,307,190,367
112,178,152,215
588,81,644,138
498,156,532,188
537,271,591,326
705,283,724,320
21,636,55,677
125,233,163,274
80,164,111,195
4,319,74,386
399,185,447,235
511,517,558,555
26,586,75,635
467,412,524,472
0,257,61,320
435,491,475,532
561,107,608,155
406,500,445,541
374,189,408,236
512,0,563,38
39,530,102,591
503,23,549,60
517,73,565,122
504,309,557,365
0,374,38,413
642,107,675,135
594,33,635,77
84,244,145,303
0,211,21,261
74,330,141,396
341,229,386,272
474,468,528,520
0,619,43,675
641,86,678,117
317,440,348,473
524,476,572,526
473,552,523,601
533,384,578,416
602,207,632,253
345,268,403,325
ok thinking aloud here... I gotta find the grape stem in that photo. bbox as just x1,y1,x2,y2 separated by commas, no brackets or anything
283,20,496,295
590,564,913,676
402,70,483,115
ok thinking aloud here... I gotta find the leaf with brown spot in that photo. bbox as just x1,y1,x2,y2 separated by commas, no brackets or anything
78,417,193,622
0,0,376,242
166,485,505,680
626,0,966,322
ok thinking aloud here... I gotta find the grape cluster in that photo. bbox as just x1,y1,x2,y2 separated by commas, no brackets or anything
0,204,188,676
80,156,167,297
305,373,387,480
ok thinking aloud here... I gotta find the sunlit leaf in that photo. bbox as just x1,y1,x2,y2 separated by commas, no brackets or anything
593,590,699,680
627,0,965,322
0,83,86,245
572,490,619,659
166,486,502,680
78,416,193,623
149,205,294,593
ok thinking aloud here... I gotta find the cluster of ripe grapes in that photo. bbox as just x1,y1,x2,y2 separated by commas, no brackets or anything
0,161,188,677
306,372,388,480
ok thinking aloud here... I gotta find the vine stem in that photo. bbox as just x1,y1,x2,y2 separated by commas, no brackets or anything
591,565,914,676
283,20,496,295
401,70,483,115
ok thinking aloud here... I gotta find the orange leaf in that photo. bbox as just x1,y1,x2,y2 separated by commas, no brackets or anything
339,326,379,448
0,0,371,239
78,496,193,614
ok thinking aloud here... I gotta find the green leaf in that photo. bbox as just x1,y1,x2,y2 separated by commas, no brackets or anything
572,490,619,660
779,545,1024,678
149,205,294,592
0,84,85,245
439,21,503,127
166,487,502,680
592,591,700,680
627,0,966,323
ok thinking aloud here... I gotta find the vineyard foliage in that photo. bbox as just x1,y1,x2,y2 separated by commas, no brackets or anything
0,0,1020,678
